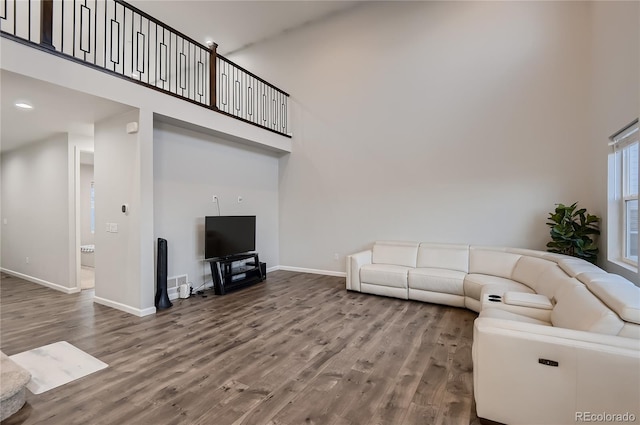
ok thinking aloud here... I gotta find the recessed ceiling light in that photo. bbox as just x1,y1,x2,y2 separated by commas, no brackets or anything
15,102,33,110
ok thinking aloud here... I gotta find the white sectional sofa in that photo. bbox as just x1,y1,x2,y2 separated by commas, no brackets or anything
346,241,640,425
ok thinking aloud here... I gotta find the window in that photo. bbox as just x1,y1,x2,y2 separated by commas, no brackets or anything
609,119,639,267
623,143,638,263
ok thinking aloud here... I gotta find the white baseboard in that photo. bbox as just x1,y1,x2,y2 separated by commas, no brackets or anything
274,266,346,278
1,268,81,294
138,306,157,316
93,296,156,317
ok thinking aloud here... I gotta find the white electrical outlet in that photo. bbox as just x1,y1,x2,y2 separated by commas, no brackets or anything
334,253,339,260
26,257,30,264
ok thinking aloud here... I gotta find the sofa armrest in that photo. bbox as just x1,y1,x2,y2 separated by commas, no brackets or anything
346,250,372,292
479,283,520,300
473,317,640,425
479,284,554,322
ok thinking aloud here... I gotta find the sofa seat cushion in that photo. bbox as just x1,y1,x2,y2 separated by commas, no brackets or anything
408,268,465,295
479,308,552,326
360,264,410,289
464,273,534,301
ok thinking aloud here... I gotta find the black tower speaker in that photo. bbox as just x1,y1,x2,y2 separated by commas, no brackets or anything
155,238,172,309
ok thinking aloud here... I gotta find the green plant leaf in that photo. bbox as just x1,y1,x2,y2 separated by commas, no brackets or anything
546,202,600,263
586,214,600,224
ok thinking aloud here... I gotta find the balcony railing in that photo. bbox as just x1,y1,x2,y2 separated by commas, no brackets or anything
217,55,288,135
0,0,290,137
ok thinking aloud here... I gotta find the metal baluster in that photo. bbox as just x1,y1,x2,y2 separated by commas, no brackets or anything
93,0,97,65
73,0,76,56
155,22,158,87
146,17,150,84
62,0,65,52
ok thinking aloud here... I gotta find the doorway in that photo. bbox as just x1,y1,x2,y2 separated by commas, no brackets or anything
79,150,95,290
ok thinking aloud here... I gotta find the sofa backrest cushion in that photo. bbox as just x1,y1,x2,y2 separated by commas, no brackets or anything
557,258,603,278
534,265,581,300
551,285,624,335
505,248,573,264
577,272,640,325
506,247,549,260
511,256,557,291
469,247,521,279
372,241,419,268
541,252,574,263
416,243,469,272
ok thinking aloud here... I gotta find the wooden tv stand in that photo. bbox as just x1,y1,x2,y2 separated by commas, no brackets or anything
209,253,264,295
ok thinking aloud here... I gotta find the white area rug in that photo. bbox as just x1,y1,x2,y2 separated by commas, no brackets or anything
9,341,108,394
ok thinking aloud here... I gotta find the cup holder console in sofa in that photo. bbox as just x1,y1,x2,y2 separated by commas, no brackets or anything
346,241,640,425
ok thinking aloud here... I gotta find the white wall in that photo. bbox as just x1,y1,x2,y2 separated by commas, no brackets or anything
589,1,640,284
0,134,74,290
230,1,598,272
153,121,280,289
94,109,156,315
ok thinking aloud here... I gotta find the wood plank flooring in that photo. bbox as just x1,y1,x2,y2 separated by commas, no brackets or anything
0,271,481,425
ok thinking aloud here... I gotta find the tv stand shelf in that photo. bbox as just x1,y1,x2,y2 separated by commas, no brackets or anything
209,253,264,295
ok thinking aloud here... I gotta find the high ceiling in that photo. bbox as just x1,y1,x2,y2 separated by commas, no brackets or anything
1,1,359,152
127,1,360,55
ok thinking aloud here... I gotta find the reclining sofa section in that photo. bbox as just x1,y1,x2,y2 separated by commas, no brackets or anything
346,241,640,425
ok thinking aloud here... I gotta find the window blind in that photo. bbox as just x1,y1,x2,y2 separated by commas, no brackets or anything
609,118,639,151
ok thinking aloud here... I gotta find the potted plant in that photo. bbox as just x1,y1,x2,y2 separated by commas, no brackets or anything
546,202,600,264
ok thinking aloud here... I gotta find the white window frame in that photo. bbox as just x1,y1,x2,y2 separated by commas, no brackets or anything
621,145,640,267
608,119,639,269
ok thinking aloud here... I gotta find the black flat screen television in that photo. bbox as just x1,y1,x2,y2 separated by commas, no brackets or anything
205,216,256,259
